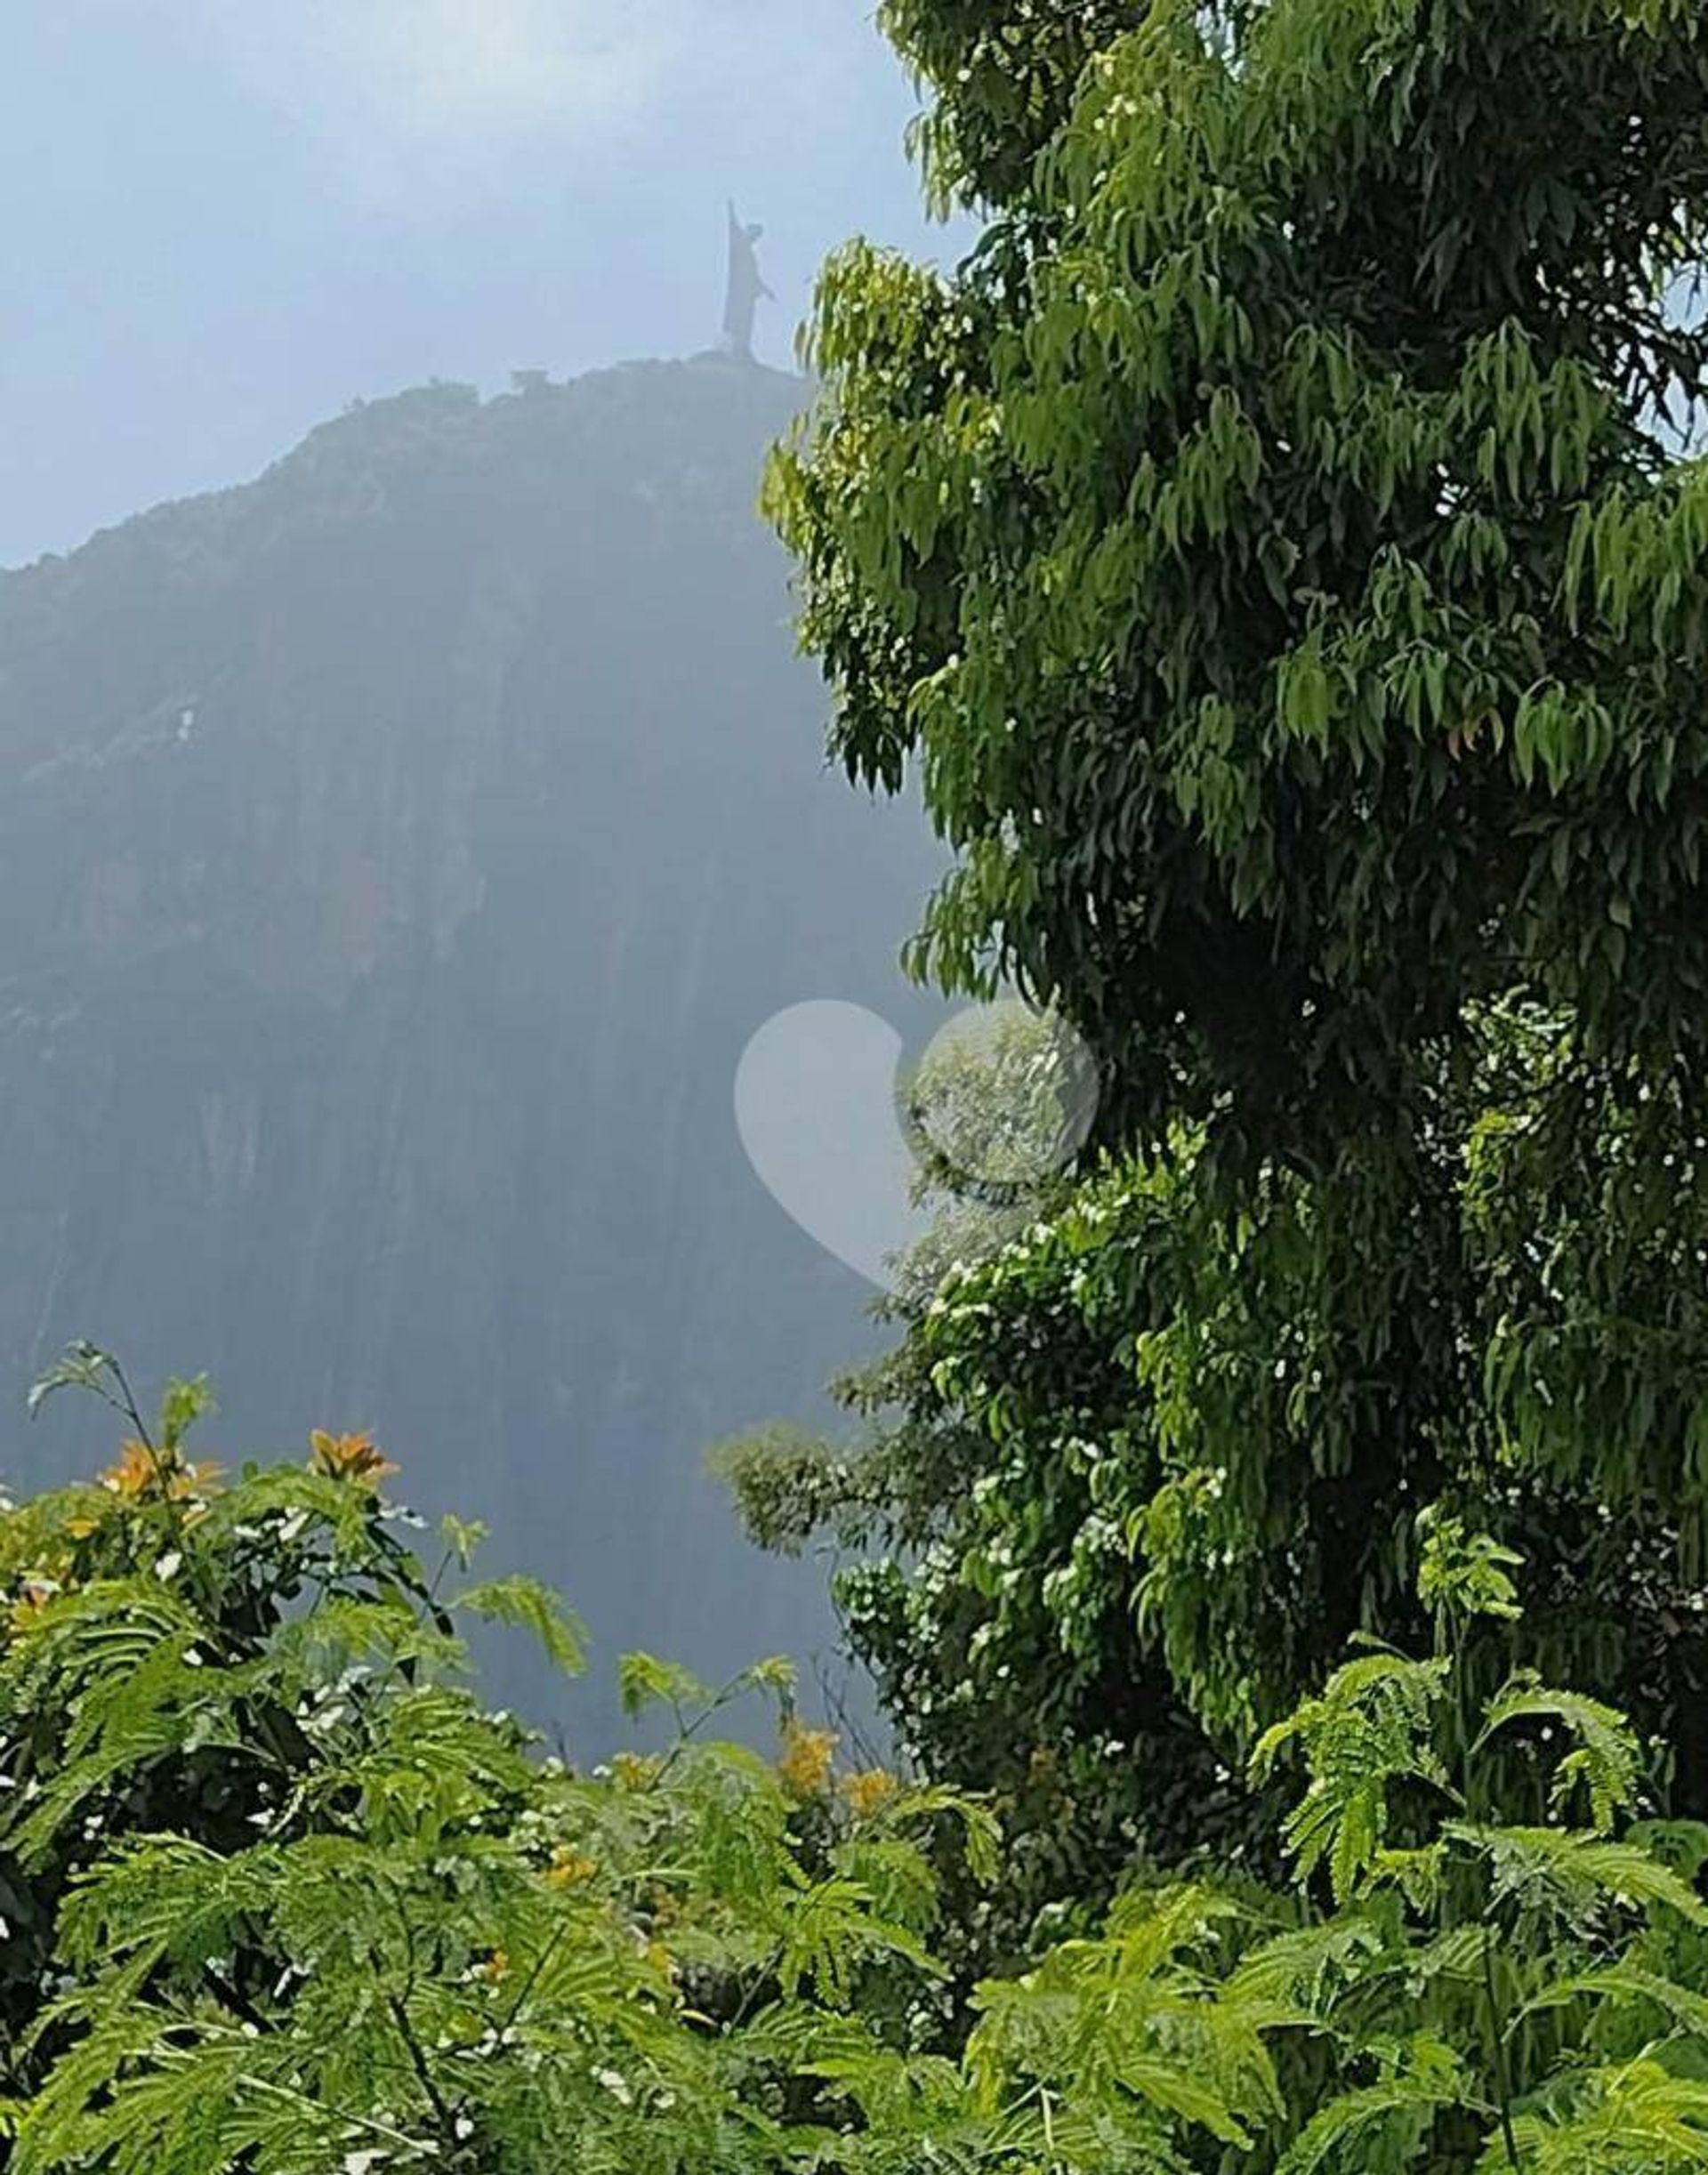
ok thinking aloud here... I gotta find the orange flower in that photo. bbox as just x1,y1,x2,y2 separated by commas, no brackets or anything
100,1439,162,1500
842,1768,898,1823
97,1441,222,1504
777,1720,838,1802
308,1430,398,1486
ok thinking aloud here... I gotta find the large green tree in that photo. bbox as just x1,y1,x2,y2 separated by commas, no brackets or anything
761,0,1708,1886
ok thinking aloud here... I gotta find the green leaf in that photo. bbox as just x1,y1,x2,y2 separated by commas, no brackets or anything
453,1575,586,1677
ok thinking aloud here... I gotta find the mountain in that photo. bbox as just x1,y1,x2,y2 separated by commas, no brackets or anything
0,357,943,1739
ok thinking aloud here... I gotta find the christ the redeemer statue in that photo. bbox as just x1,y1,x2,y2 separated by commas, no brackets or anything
722,201,773,364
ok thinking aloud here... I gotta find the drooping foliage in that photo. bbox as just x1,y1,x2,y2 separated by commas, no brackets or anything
762,0,1708,1882
784,0,1708,1131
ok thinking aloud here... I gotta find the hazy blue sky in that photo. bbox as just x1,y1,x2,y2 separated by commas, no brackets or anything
1,1,956,568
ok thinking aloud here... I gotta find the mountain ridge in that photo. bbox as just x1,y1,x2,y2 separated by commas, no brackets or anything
0,354,941,1738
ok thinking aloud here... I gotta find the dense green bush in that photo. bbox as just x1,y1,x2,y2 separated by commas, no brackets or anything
10,1356,1708,2170
0,1353,995,2171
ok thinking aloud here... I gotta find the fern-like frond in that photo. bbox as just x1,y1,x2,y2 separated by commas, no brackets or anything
1500,2058,1708,2173
1452,1823,1708,1929
1274,2033,1467,2174
454,1575,587,1678
1478,1673,1643,1832
1253,1655,1454,1901
1222,1913,1387,2016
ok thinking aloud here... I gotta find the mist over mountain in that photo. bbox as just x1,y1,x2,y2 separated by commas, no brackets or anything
0,356,942,1739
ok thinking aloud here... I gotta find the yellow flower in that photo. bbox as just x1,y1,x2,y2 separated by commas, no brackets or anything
8,1575,60,1632
475,1948,509,1984
308,1430,398,1486
611,1752,660,1792
646,1940,678,1984
545,1847,600,1889
777,1720,838,1802
842,1768,898,1823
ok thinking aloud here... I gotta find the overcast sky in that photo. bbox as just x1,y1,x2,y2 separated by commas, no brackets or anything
1,1,956,568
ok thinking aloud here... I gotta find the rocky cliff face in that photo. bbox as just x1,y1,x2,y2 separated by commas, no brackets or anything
0,359,941,1739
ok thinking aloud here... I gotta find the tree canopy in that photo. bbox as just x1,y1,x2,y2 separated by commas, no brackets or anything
757,0,1708,1901
778,0,1708,1148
